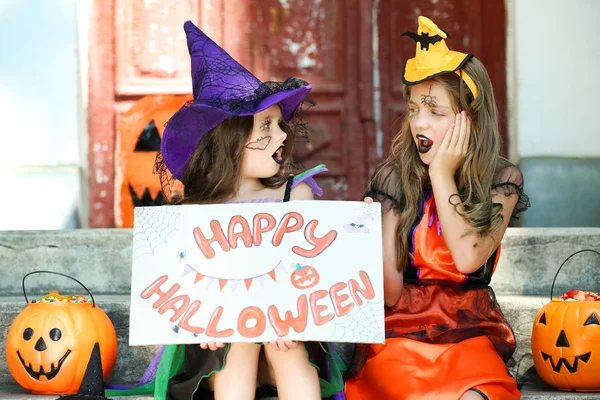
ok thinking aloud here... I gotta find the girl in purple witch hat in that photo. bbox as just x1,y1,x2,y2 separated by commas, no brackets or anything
149,21,346,400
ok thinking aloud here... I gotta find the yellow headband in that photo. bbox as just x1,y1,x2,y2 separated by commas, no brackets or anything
401,16,479,99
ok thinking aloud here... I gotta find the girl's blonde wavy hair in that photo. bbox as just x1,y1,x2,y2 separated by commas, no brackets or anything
376,57,504,271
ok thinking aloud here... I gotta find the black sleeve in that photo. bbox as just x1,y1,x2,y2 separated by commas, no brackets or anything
492,159,530,220
363,163,403,214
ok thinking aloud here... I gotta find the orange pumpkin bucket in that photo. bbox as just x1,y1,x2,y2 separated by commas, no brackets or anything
531,249,600,392
5,271,118,395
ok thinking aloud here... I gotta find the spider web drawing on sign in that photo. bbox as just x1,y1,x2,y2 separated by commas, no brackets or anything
359,201,380,216
133,207,183,261
326,298,385,343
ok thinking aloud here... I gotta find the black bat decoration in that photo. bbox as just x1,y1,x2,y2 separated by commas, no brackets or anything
400,31,449,51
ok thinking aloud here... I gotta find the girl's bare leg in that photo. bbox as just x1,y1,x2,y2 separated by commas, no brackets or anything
262,342,320,400
211,343,261,400
459,390,486,400
257,347,276,386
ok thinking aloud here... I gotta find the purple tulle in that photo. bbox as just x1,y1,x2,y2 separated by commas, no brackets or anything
328,343,347,400
139,345,165,384
291,165,328,197
105,346,165,390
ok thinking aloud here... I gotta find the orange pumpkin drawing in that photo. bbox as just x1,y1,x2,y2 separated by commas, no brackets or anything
290,264,320,290
116,94,191,227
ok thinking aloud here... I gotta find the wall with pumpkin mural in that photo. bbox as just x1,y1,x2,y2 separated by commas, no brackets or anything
115,94,190,227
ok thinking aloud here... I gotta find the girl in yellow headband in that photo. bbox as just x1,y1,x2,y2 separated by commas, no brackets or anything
345,16,529,400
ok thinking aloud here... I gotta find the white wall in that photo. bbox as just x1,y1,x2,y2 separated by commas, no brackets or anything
0,0,82,230
508,0,600,158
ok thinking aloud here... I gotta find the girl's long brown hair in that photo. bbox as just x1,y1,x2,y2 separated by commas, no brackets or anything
376,57,503,270
180,116,296,204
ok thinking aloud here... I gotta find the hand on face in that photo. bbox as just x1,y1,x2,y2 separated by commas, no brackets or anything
428,111,471,179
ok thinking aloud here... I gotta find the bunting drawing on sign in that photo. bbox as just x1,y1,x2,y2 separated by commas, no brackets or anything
182,260,286,292
181,264,195,277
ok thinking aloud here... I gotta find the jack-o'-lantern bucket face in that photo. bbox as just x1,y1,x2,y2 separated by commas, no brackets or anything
531,249,600,392
532,299,600,391
9,307,74,385
6,302,118,394
291,265,320,290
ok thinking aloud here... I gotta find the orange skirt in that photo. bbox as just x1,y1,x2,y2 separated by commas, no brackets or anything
345,336,519,400
345,284,520,400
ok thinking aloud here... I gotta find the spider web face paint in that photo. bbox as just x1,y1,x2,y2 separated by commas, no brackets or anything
245,136,271,150
421,85,437,107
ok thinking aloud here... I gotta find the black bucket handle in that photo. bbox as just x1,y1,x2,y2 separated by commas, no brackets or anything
22,270,96,307
550,249,600,300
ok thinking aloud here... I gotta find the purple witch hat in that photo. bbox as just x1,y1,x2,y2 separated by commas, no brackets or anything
161,21,313,180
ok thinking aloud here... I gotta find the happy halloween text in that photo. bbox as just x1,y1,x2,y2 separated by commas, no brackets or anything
140,271,375,338
193,211,337,259
139,210,374,338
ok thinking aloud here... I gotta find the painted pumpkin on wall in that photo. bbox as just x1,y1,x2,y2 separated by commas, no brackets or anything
531,250,600,392
290,264,320,290
116,94,191,227
6,273,118,394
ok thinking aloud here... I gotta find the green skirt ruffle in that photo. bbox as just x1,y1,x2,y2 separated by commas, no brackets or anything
106,342,346,400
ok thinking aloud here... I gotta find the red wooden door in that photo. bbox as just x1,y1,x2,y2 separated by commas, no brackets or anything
87,0,372,227
251,0,372,201
87,0,505,228
88,0,199,228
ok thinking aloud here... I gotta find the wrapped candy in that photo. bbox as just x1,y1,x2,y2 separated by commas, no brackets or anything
36,290,90,304
558,289,600,302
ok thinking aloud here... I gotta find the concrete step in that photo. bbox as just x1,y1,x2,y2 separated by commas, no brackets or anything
0,229,133,296
520,383,600,399
499,294,545,376
492,228,600,296
0,294,555,386
1,228,599,399
0,383,598,400
1,228,599,297
0,391,154,400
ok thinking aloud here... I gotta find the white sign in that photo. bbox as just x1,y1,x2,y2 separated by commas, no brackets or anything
129,201,384,345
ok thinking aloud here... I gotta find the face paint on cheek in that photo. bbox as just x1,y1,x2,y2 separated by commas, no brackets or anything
245,136,271,150
421,85,437,107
